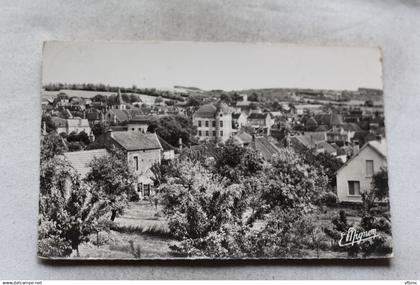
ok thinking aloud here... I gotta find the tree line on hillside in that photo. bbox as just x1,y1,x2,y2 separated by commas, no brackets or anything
44,83,186,101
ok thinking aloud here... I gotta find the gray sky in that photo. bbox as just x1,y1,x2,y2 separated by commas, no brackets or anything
43,41,383,91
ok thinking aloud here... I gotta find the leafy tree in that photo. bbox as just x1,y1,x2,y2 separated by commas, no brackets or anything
85,148,137,221
254,148,328,218
220,93,232,105
92,122,109,138
147,115,197,146
158,160,247,249
159,149,329,258
371,167,389,202
78,131,90,145
150,160,180,187
41,132,66,161
231,92,242,104
129,94,142,103
186,97,200,107
214,141,263,183
41,115,57,133
248,92,259,102
302,151,343,188
93,94,107,102
57,92,68,100
38,157,105,257
67,141,84,152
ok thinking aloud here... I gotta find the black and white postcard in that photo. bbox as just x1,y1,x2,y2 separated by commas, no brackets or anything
39,42,391,259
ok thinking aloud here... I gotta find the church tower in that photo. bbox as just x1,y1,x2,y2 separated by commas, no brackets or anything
114,89,126,110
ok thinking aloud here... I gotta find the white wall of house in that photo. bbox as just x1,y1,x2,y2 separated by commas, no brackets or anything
237,113,248,127
105,110,118,124
127,148,161,176
336,145,386,203
193,113,233,142
127,122,149,133
127,148,161,198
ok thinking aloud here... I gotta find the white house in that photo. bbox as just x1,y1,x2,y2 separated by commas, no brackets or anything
193,101,233,142
107,131,163,198
52,116,91,135
336,139,387,203
127,115,154,133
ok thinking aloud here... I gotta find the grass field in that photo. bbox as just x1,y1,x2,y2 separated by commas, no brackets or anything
76,201,363,259
78,201,175,259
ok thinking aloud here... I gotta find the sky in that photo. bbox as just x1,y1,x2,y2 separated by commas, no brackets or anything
43,41,383,91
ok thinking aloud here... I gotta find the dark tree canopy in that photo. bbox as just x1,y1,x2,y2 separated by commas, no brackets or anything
147,115,197,147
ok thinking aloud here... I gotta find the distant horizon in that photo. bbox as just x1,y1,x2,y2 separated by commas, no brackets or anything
42,83,382,93
43,42,383,91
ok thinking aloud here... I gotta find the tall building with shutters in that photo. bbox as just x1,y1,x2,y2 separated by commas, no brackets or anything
192,101,233,142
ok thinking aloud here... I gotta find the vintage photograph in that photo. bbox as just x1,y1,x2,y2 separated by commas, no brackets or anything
39,42,391,259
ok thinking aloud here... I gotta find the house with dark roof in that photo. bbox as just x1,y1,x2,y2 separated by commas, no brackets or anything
193,101,233,142
104,109,143,124
232,131,253,147
247,112,274,135
304,116,319,131
286,131,338,157
232,112,248,130
86,109,104,125
336,138,387,203
251,136,281,161
94,131,163,198
327,124,359,144
51,116,91,135
127,115,156,133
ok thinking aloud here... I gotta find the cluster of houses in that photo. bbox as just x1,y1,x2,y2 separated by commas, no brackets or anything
42,89,387,203
191,93,387,202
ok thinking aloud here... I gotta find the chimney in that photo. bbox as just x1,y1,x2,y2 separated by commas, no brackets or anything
107,128,113,139
89,131,95,142
178,137,183,151
353,141,360,154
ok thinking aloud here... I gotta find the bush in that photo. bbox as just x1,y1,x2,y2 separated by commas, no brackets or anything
373,217,392,235
322,192,338,206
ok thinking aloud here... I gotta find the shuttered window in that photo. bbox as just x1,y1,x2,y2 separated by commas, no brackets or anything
348,181,360,195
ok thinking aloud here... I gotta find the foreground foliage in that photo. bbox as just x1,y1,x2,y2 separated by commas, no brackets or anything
158,146,330,258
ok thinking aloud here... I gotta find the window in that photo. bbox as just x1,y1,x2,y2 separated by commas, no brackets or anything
138,128,141,131
198,120,202,127
133,156,139,171
220,131,223,137
205,121,209,127
212,121,216,127
132,128,135,131
144,184,151,196
220,121,223,127
205,130,209,137
366,160,374,177
138,183,143,192
348,181,360,196
213,131,216,137
198,130,202,136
